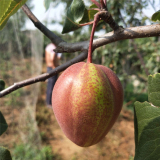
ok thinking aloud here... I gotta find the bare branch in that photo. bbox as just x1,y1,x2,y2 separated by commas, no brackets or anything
21,4,64,46
95,24,160,48
118,8,127,28
1,24,160,97
0,51,88,97
1,3,160,98
100,0,106,10
55,24,160,53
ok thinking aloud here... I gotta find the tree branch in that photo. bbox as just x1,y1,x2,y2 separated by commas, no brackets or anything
55,24,160,53
1,23,160,97
21,4,64,46
0,51,88,97
1,4,160,98
21,4,160,55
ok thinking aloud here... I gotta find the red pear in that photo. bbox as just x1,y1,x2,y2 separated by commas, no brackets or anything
52,62,123,147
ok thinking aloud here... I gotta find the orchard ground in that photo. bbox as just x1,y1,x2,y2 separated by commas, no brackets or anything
0,58,135,160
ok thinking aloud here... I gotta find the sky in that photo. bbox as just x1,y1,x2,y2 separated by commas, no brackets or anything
25,0,158,33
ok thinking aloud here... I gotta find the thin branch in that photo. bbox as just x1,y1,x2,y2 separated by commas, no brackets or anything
21,4,64,46
100,0,106,9
79,21,94,26
0,51,88,97
88,8,100,11
103,0,107,6
1,3,160,97
1,24,160,97
118,8,127,28
55,24,160,53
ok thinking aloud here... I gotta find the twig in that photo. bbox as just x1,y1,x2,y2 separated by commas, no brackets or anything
0,51,88,97
118,8,127,28
1,3,160,97
1,23,160,97
21,4,64,46
54,24,160,53
100,0,106,9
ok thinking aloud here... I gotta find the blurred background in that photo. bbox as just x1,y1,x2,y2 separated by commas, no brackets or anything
0,0,160,159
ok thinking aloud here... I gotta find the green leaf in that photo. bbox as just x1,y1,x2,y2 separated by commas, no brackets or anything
79,8,89,24
134,101,160,160
0,0,27,30
134,73,160,159
88,4,98,21
148,73,160,107
151,10,160,22
0,111,8,136
43,0,52,11
0,79,5,91
62,0,89,34
0,146,12,160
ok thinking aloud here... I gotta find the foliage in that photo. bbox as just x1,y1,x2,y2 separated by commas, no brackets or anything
0,111,8,136
0,0,27,30
134,73,160,159
11,144,61,160
0,147,12,160
134,74,160,159
43,0,53,11
148,74,160,106
151,10,160,22
0,79,5,91
62,0,88,34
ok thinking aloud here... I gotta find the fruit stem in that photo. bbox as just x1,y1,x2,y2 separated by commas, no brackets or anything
87,14,100,63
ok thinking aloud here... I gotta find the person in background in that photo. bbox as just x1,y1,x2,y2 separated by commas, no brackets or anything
45,43,62,108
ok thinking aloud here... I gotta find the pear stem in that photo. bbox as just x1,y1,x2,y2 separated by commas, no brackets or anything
87,14,100,63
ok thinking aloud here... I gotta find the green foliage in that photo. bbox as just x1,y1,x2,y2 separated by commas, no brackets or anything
134,73,160,159
62,0,89,34
43,0,53,11
151,10,160,22
5,89,23,107
11,144,61,160
88,4,98,20
124,82,148,111
0,0,27,30
0,79,5,91
0,146,12,160
0,111,8,136
148,74,160,106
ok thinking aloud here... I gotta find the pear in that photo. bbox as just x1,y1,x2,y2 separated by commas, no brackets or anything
52,62,123,147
